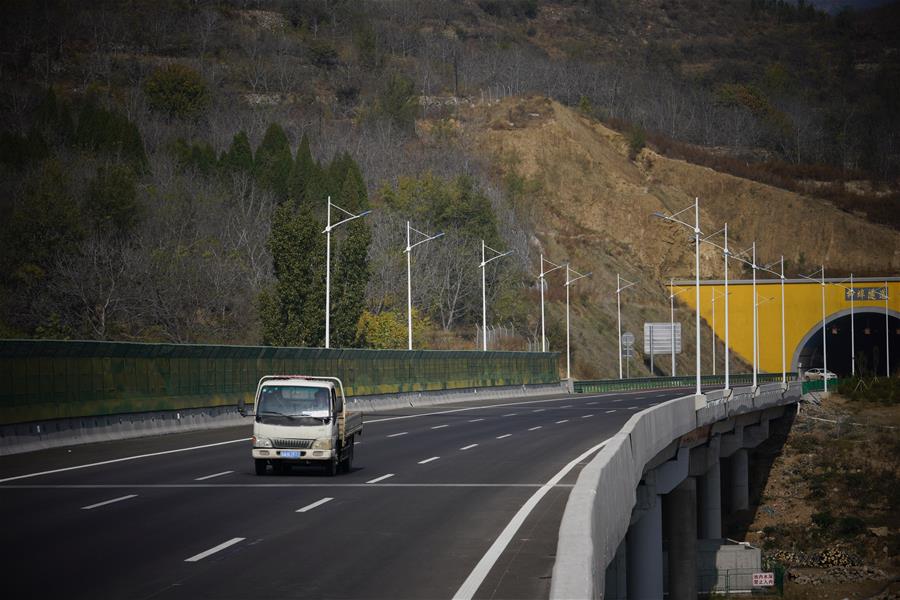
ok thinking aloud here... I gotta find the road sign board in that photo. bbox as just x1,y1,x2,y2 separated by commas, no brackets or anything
644,322,681,354
622,332,635,346
752,572,774,587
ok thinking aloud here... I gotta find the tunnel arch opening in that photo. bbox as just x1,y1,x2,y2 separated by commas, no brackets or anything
792,308,900,377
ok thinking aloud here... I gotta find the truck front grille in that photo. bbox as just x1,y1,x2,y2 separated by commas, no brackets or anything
272,438,314,449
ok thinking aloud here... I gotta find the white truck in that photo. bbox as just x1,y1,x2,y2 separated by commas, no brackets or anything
239,376,363,476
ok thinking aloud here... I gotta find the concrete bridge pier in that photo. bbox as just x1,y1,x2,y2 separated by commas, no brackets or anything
625,493,663,599
663,477,698,600
729,448,750,512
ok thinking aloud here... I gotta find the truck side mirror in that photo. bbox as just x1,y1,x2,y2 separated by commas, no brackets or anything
333,390,343,414
238,396,251,417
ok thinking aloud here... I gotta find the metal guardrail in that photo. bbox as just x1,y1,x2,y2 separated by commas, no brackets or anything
574,373,796,393
0,340,560,425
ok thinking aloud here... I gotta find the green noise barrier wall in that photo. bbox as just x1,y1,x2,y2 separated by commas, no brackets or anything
0,340,560,425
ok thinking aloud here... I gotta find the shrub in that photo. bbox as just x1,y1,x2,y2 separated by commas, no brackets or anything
627,126,646,160
812,510,835,530
143,64,210,119
835,516,866,537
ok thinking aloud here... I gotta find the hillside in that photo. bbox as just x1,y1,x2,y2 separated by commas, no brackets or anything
1,1,898,377
440,96,900,376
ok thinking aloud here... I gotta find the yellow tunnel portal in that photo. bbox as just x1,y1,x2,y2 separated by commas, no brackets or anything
671,277,900,377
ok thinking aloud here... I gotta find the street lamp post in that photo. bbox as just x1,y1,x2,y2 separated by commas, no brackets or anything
404,222,444,350
669,279,689,377
480,241,512,351
885,280,891,378
710,289,727,376
759,257,788,385
323,196,371,349
800,266,828,392
701,224,731,389
539,255,565,352
655,197,703,396
832,274,856,377
616,274,637,379
565,265,591,379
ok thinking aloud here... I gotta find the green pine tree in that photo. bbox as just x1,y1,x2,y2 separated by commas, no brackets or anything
331,166,371,347
286,133,314,204
254,123,293,202
220,131,254,174
260,201,326,346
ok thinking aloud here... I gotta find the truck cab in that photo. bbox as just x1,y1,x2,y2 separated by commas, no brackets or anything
242,376,362,476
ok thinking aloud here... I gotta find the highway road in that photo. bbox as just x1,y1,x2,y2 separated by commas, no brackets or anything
0,387,695,599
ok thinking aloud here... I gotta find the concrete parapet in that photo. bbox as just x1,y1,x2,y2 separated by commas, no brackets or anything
550,381,801,599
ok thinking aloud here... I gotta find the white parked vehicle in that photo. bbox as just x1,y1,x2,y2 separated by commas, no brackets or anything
239,376,362,476
804,368,837,381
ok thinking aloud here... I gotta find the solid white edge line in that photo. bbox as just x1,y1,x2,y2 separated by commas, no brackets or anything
418,457,440,464
366,473,394,484
194,470,234,481
365,394,612,424
296,497,334,513
460,444,478,450
1,438,248,484
451,439,609,600
81,494,138,510
184,537,245,562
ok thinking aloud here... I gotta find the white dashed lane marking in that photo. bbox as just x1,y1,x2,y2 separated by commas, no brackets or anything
387,432,408,438
296,497,333,513
496,434,511,439
460,444,478,450
81,494,137,510
418,457,440,464
185,537,245,562
367,474,394,484
528,426,542,431
194,471,233,481
431,425,449,430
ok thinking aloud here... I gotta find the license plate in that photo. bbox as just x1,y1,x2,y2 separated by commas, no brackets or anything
281,451,301,459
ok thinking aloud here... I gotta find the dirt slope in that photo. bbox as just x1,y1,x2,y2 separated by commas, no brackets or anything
450,97,900,378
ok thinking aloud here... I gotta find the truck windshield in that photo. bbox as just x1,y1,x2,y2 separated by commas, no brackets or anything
258,386,331,418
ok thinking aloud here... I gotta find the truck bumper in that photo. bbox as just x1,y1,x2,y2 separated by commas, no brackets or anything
253,448,333,461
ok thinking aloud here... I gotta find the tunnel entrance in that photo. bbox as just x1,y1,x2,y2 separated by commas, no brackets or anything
796,310,900,377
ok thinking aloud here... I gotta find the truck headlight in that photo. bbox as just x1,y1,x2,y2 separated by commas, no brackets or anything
252,436,273,448
312,438,333,450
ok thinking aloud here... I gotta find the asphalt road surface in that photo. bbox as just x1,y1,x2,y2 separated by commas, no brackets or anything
1,387,695,599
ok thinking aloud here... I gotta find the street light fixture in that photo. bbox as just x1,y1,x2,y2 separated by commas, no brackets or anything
654,197,703,396
884,281,891,378
404,221,444,350
730,242,760,388
799,266,828,393
669,277,690,377
565,265,591,380
831,274,856,377
758,256,788,385
323,196,371,349
616,274,638,380
479,241,513,351
710,289,727,376
701,223,732,389
539,255,565,353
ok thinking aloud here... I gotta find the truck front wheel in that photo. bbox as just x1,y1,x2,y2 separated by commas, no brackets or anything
254,459,267,476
